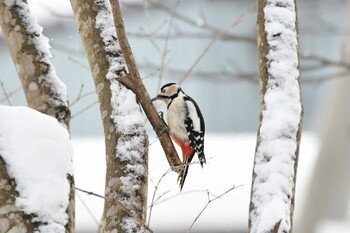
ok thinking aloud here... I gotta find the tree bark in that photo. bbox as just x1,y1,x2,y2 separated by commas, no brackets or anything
0,157,37,233
70,0,150,232
0,1,74,232
109,0,182,174
249,0,302,232
0,1,70,127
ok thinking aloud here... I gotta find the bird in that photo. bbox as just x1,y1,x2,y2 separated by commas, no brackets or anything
152,83,206,190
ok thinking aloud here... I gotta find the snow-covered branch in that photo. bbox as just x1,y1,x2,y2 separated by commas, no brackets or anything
109,0,183,174
0,106,73,233
0,0,70,128
70,0,149,231
0,1,74,232
249,0,303,232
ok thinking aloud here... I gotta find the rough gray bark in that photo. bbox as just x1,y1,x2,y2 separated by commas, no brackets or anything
0,157,37,233
0,1,74,232
0,1,70,127
70,0,150,232
248,0,302,232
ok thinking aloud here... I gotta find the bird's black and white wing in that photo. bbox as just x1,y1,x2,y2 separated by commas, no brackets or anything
184,96,206,166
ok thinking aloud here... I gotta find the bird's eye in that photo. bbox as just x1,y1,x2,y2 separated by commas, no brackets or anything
162,89,166,93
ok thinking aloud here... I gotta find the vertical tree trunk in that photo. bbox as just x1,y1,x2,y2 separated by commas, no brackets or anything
249,0,303,232
70,0,149,231
0,1,74,232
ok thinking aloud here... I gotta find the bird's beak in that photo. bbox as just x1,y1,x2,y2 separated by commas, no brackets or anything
151,96,159,102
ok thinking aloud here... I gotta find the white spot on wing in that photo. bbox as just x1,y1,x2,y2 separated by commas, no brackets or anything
186,100,201,132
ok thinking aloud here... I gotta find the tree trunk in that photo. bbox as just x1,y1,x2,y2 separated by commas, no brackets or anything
109,0,182,174
70,0,149,231
0,1,74,232
248,0,303,232
0,1,70,127
0,157,37,232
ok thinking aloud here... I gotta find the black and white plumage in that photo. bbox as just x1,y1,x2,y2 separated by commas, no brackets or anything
152,83,206,190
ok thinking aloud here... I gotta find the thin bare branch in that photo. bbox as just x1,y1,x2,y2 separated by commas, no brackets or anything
187,185,243,232
0,81,13,105
76,192,100,226
143,0,161,55
69,84,96,107
157,0,182,90
301,53,350,69
71,100,98,119
68,56,90,70
128,30,256,43
76,187,154,233
147,168,172,226
179,11,254,84
0,86,21,104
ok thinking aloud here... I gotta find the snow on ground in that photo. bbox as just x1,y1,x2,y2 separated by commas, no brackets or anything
73,132,318,233
0,105,73,232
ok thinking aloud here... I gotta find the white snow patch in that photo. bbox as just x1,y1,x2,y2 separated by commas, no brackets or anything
121,217,144,233
14,1,69,107
0,105,73,233
250,0,302,232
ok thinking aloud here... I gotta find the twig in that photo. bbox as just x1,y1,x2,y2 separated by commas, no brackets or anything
76,192,100,226
69,84,96,107
302,70,350,83
70,84,84,106
128,30,256,43
157,0,182,90
0,81,12,105
147,168,172,226
179,11,253,84
68,56,90,69
187,184,243,232
139,63,258,83
76,187,104,199
142,67,161,80
143,0,161,56
0,86,21,104
301,53,350,69
76,187,154,233
71,100,99,119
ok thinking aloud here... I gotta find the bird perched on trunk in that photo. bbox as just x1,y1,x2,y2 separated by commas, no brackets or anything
152,83,206,190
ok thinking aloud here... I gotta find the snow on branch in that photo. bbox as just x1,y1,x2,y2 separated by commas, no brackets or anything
94,0,148,215
0,106,73,233
250,0,302,232
0,0,70,127
70,0,149,231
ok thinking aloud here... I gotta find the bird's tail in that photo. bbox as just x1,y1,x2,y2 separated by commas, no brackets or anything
198,152,206,168
178,156,192,191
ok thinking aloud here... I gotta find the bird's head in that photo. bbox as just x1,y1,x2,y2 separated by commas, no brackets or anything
152,83,182,105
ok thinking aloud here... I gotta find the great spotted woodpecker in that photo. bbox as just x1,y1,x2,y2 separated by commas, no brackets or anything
152,83,206,190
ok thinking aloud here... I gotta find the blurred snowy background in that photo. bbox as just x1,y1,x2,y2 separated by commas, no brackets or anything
1,0,350,232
